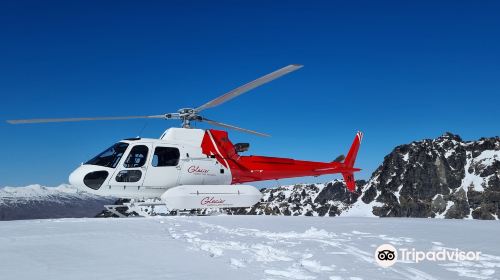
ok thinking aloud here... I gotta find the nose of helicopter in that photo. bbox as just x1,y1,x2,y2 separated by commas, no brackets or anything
69,166,86,189
69,165,110,192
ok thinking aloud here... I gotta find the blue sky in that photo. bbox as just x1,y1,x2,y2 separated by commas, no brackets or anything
1,1,499,187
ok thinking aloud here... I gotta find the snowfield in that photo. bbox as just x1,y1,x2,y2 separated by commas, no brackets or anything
0,216,499,280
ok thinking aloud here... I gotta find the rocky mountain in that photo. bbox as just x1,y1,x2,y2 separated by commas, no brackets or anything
351,132,500,220
226,180,364,216
228,133,500,220
0,184,116,220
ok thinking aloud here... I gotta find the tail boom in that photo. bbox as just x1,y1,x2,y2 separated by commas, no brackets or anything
201,129,363,192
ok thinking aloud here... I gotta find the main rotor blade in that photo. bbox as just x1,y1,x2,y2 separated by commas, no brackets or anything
6,115,168,124
202,117,270,137
195,64,303,112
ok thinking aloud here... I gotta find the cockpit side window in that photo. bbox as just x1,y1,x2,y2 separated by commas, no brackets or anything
152,147,180,167
123,145,149,168
85,142,129,168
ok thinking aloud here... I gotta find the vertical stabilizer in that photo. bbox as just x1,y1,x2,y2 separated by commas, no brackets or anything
344,131,363,168
342,131,363,192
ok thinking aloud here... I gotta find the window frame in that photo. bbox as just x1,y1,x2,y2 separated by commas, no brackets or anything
85,142,129,168
123,145,150,168
115,170,142,183
151,146,180,167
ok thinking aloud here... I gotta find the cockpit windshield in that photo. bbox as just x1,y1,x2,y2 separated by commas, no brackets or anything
85,142,129,168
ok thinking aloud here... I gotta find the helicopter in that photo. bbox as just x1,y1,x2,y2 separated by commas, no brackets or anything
7,64,362,211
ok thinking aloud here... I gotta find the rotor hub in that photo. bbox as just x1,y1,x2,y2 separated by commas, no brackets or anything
177,108,201,128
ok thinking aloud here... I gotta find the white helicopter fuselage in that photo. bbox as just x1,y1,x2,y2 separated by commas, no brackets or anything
70,128,233,201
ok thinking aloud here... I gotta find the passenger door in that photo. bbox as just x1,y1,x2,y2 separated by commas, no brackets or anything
107,143,152,198
141,145,181,191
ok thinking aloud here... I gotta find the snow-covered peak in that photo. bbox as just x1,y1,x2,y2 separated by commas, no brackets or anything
0,184,115,220
344,132,500,219
0,184,81,198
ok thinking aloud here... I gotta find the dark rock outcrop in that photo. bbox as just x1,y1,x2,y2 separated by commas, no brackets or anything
350,132,500,219
226,180,364,216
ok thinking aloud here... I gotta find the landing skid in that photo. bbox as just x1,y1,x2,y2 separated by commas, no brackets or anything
102,200,226,218
170,209,225,216
103,205,129,218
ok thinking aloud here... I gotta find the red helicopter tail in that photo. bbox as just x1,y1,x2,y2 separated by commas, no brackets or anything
341,131,363,192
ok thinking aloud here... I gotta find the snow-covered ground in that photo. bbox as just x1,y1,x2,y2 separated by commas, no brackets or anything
0,216,499,280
